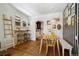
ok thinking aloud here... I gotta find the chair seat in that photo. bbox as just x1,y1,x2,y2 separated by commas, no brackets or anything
46,40,56,46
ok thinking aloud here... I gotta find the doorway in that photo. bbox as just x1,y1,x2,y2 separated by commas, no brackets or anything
36,21,44,40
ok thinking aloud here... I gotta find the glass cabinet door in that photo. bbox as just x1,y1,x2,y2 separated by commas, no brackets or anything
75,3,79,56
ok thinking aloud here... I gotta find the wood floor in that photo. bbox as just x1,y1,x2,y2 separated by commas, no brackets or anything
0,39,69,56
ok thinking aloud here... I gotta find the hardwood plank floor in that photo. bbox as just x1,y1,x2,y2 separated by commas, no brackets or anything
0,39,69,56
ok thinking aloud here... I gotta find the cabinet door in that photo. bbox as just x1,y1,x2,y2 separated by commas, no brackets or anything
63,3,77,55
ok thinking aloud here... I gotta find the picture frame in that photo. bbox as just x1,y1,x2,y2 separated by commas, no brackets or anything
67,3,72,16
53,18,60,22
15,21,21,26
63,6,68,19
47,20,51,25
52,24,56,29
64,8,66,18
15,16,21,26
22,21,26,27
68,9,71,16
57,24,61,30
15,16,21,21
65,5,69,18
64,3,73,19
67,17,72,26
67,3,73,9
71,4,75,15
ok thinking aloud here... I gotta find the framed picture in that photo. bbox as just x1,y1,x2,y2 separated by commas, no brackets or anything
53,18,60,22
22,21,26,27
68,8,71,16
67,17,72,26
57,24,61,30
67,3,73,9
63,5,68,19
71,4,75,15
67,3,72,16
47,20,51,25
71,15,75,26
52,24,56,29
15,16,21,26
15,21,21,26
15,16,21,21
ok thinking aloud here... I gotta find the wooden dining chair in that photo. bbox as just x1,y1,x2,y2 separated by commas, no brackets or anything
39,34,60,56
45,34,60,56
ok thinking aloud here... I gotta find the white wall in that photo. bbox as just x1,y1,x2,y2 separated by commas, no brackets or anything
29,12,63,41
29,16,48,41
0,3,29,50
44,12,63,39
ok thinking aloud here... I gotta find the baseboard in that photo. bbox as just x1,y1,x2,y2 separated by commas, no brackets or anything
31,39,36,42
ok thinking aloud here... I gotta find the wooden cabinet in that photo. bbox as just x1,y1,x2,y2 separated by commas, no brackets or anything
63,3,77,55
63,3,75,46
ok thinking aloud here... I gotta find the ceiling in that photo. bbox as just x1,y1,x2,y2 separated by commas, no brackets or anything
11,3,67,16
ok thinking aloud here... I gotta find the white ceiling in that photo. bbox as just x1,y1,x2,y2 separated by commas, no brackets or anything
11,3,67,16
